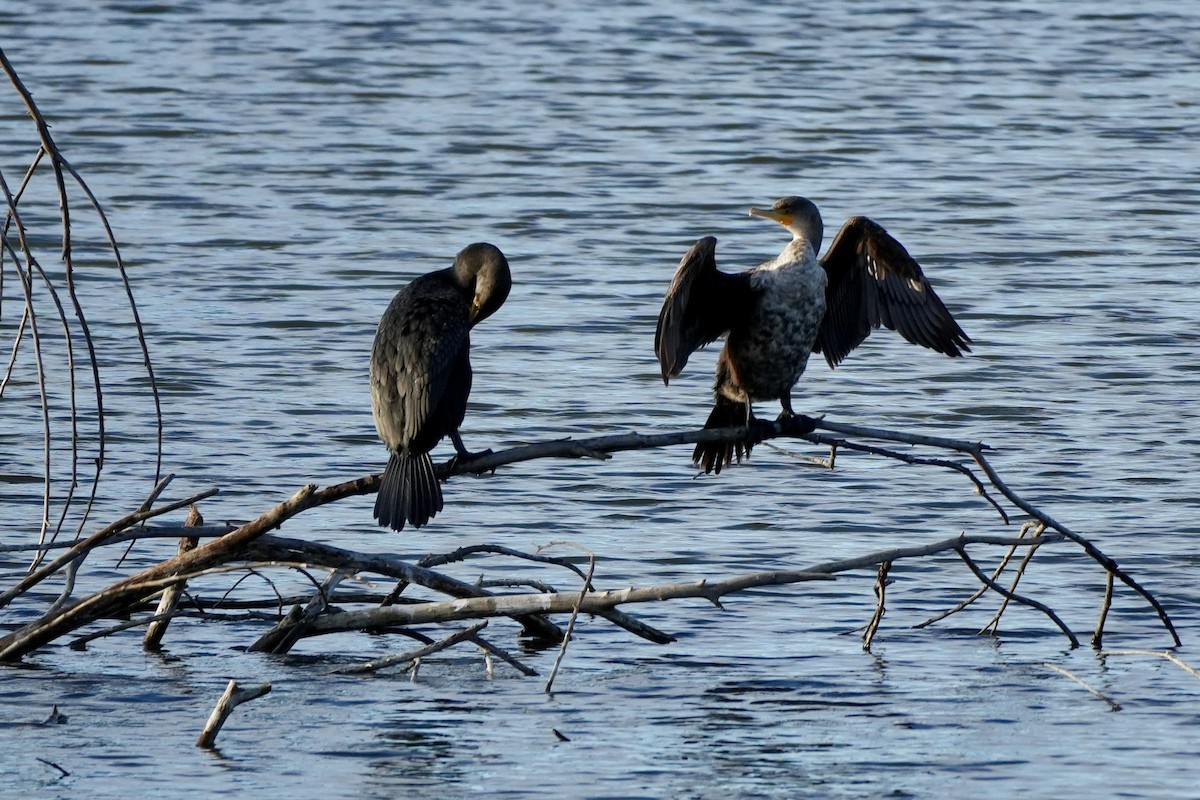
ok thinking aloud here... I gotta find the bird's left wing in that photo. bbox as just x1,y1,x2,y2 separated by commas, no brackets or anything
815,216,971,368
370,279,470,446
654,236,756,384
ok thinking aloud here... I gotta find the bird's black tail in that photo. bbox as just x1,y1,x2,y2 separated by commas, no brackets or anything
374,451,443,532
693,396,753,475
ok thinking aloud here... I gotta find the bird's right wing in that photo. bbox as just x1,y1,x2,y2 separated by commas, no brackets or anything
654,236,756,384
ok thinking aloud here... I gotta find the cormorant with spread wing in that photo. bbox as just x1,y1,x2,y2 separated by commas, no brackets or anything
655,196,970,473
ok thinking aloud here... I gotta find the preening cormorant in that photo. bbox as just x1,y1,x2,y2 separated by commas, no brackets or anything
655,196,970,474
370,242,511,531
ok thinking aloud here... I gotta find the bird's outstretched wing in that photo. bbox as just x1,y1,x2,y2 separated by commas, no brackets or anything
654,236,757,383
815,216,971,368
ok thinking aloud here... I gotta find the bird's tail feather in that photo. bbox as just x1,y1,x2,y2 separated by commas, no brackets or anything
693,396,753,475
374,451,443,532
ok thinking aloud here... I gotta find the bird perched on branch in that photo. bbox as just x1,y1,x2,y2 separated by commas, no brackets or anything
655,196,970,474
370,242,511,531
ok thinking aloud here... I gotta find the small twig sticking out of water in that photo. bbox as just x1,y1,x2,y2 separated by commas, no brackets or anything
35,757,70,779
541,541,596,694
1093,570,1115,649
1043,663,1121,711
1101,650,1200,681
955,546,1079,648
196,680,272,749
468,634,538,677
979,521,1046,636
863,560,891,652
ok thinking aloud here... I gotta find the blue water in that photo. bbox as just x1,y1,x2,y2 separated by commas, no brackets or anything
2,2,1199,797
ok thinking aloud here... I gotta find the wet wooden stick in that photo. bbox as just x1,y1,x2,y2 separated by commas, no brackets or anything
1043,663,1121,711
863,560,891,652
1092,570,1115,649
468,633,538,677
144,505,202,650
338,622,488,675
196,679,272,748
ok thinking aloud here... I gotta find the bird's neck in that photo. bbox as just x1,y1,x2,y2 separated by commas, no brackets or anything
779,236,816,264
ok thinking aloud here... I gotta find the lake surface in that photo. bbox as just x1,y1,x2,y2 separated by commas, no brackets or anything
2,1,1199,797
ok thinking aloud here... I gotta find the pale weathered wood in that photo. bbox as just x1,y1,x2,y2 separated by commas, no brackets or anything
195,680,272,748
143,505,202,651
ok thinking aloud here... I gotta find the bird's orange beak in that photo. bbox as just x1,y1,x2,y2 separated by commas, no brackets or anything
749,207,793,227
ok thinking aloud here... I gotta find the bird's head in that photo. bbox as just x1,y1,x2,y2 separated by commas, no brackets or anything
749,196,824,253
453,242,512,326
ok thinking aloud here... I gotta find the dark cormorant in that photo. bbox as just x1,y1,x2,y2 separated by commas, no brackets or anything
370,242,511,531
655,196,970,474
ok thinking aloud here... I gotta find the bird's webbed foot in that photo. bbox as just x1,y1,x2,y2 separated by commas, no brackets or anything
776,399,817,435
779,413,818,436
447,447,495,476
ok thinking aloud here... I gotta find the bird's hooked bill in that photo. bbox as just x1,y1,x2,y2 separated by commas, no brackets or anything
748,207,792,226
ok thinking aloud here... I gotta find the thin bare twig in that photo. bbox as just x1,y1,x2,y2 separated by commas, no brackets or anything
1044,663,1121,711
542,542,596,693
1093,570,1115,649
337,622,490,675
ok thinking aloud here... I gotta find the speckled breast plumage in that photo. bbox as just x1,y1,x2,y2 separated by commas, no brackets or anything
719,245,827,403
